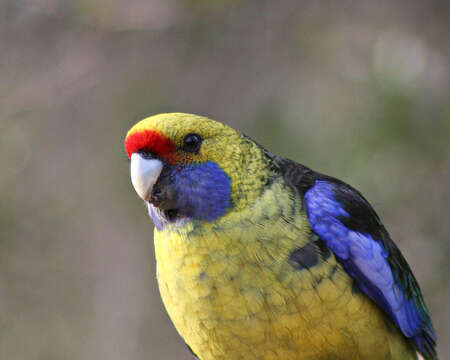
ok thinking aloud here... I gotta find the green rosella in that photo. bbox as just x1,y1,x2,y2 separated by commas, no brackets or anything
124,113,437,360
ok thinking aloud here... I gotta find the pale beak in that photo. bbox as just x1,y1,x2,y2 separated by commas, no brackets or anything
130,153,163,200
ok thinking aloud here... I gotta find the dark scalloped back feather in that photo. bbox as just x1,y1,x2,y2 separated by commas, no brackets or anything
269,155,437,360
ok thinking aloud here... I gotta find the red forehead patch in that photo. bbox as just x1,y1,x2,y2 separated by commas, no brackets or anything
124,130,176,161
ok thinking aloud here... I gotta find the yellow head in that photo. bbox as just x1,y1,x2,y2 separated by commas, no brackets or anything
125,113,272,230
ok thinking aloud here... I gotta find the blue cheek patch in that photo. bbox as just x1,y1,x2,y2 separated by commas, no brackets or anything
173,161,231,222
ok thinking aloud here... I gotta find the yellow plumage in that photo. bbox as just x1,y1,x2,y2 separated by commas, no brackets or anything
155,178,414,359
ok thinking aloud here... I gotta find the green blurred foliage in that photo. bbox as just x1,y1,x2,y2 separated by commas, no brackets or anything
0,0,448,359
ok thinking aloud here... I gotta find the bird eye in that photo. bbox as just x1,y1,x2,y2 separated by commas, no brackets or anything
182,133,202,154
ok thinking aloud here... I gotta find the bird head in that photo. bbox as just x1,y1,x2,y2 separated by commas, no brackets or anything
124,113,272,230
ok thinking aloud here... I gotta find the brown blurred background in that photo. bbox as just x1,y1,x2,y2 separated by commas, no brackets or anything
0,1,448,359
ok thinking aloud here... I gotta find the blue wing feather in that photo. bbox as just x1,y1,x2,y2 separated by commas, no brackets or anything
254,150,437,358
303,179,437,359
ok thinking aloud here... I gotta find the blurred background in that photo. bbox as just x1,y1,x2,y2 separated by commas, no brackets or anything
0,0,448,359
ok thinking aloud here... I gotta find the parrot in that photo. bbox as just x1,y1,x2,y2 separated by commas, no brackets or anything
124,113,437,360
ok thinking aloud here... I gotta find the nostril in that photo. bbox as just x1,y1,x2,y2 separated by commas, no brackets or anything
138,150,156,160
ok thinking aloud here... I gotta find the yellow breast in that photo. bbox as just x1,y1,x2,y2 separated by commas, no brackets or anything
154,181,415,360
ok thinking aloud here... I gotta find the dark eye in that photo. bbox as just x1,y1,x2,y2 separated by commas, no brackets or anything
182,133,202,154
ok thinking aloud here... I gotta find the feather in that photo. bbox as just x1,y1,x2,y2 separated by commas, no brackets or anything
273,157,437,360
